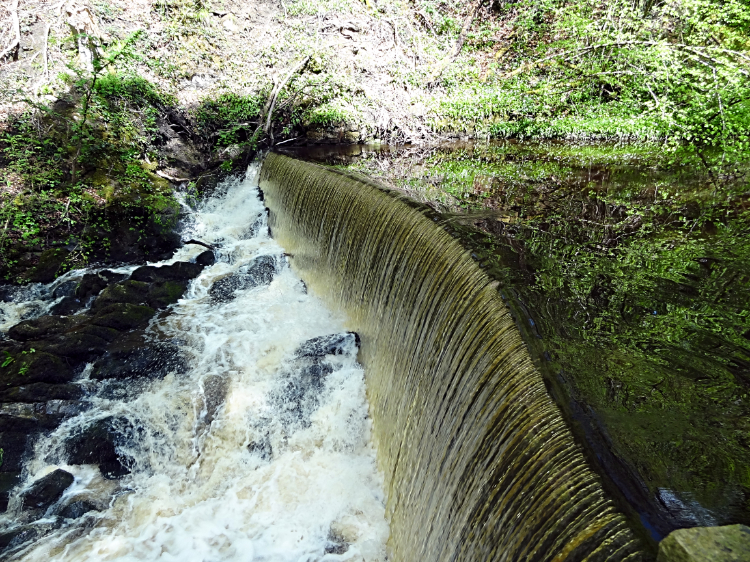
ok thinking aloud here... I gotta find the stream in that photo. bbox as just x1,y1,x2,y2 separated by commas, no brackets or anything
0,164,389,561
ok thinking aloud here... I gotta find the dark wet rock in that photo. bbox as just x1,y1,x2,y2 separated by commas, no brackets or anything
91,280,151,309
0,472,21,512
0,432,30,473
28,249,69,283
201,374,228,424
0,383,83,403
0,519,61,550
98,270,128,284
208,255,277,303
294,332,360,358
0,351,74,386
130,261,204,283
31,332,109,363
247,437,272,460
91,303,156,331
65,416,133,479
73,323,121,343
59,499,99,519
75,272,109,301
195,250,216,266
147,280,190,309
7,316,83,341
0,401,84,432
52,280,78,299
19,469,74,510
49,295,85,316
91,331,186,380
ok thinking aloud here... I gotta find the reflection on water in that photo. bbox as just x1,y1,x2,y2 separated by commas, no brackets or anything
282,141,750,547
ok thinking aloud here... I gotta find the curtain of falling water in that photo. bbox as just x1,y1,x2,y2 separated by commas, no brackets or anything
5,165,389,561
259,153,646,562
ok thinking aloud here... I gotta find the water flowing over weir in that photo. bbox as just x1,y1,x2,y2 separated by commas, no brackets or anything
259,153,646,562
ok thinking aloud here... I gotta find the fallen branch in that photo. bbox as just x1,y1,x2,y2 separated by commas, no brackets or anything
184,239,215,250
41,22,51,78
0,0,21,62
426,0,483,85
255,55,310,145
156,170,191,182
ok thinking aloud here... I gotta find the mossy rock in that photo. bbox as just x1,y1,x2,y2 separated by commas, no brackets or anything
658,525,750,561
7,316,83,341
92,280,151,309
28,248,69,283
147,280,189,309
0,351,74,386
91,303,156,331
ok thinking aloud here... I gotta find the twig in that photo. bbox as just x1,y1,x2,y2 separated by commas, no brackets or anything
426,0,483,85
259,56,310,145
0,0,20,62
41,22,51,78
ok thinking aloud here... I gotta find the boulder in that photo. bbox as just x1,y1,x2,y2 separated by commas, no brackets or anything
49,295,85,316
208,255,277,303
0,351,74,386
195,250,216,266
91,332,186,380
19,469,74,510
91,303,156,331
7,316,83,341
130,261,204,283
658,524,750,561
0,401,84,432
59,499,99,519
91,280,151,309
0,383,83,404
75,272,109,300
294,332,360,358
65,416,133,478
30,332,109,363
0,432,30,473
0,472,21,512
28,249,69,283
146,280,190,309
52,280,78,299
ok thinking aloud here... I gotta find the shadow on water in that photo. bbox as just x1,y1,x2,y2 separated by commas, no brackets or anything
280,141,750,550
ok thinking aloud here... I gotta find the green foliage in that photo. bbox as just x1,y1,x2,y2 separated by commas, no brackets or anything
196,92,264,146
0,32,180,279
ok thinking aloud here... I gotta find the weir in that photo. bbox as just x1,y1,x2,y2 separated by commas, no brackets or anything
260,153,645,561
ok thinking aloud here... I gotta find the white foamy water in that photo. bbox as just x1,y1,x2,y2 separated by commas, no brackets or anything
5,165,389,561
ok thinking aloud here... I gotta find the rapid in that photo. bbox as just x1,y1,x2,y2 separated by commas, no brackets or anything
0,164,389,561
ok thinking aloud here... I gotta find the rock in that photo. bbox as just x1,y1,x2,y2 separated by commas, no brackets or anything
658,524,750,562
19,469,74,510
59,499,99,519
52,280,78,299
30,332,109,363
130,261,204,283
208,255,277,303
75,273,108,300
91,332,186,380
91,280,151,309
195,250,215,266
0,432,30,473
0,383,83,403
0,401,84,432
28,249,69,283
0,351,75,386
0,472,21,512
64,416,133,478
7,316,83,341
49,295,85,315
294,332,360,358
91,303,156,331
146,280,190,309
201,374,228,425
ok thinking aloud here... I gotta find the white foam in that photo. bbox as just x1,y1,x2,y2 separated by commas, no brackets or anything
11,165,389,562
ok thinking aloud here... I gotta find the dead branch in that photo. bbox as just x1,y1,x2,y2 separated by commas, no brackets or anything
184,239,215,250
41,22,51,78
253,55,309,145
0,0,21,62
426,0,483,86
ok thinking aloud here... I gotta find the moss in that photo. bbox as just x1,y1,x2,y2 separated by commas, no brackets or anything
28,249,70,283
91,303,156,331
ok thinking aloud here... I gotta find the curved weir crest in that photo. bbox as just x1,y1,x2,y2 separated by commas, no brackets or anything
4,166,389,561
260,153,646,561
